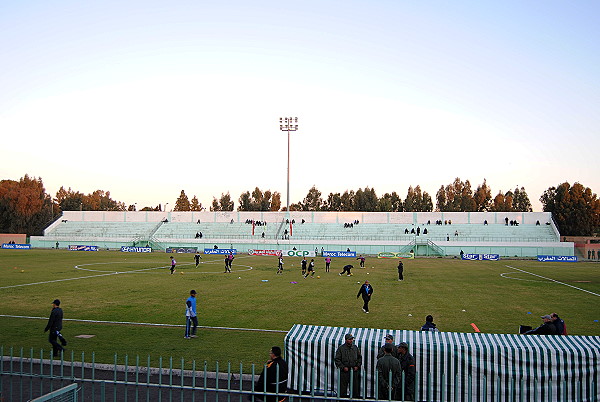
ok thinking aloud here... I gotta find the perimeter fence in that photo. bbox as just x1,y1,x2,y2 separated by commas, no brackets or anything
1,346,598,401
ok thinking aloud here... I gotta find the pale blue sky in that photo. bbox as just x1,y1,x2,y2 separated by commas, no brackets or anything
1,1,598,210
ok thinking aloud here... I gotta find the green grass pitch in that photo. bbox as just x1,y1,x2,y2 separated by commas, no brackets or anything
0,249,599,370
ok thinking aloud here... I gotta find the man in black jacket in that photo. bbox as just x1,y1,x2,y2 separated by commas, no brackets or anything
357,280,374,313
255,346,288,402
397,342,416,401
44,299,66,357
525,315,558,335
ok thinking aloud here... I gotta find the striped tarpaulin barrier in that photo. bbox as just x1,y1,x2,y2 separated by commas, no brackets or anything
284,324,600,401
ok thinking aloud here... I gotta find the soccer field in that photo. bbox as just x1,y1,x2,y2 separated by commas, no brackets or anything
1,249,599,369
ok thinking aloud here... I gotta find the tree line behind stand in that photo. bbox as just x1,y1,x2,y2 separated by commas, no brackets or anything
1,175,598,236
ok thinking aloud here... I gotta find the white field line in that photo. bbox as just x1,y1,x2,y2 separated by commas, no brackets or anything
0,271,122,290
1,257,254,289
505,265,600,297
0,314,288,333
499,272,548,283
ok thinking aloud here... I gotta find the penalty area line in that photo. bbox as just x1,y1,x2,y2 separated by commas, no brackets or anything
0,314,288,333
505,265,600,297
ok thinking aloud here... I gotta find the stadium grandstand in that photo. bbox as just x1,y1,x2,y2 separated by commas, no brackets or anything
31,211,573,257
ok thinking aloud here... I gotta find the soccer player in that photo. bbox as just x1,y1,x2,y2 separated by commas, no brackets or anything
325,256,331,272
224,254,231,273
184,290,198,339
301,257,307,276
170,256,176,274
227,252,234,272
357,255,366,268
277,255,284,274
304,259,315,278
339,264,353,276
194,252,202,267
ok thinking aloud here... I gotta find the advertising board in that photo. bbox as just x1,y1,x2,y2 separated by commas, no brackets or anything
282,250,315,257
121,246,152,253
248,249,282,256
537,255,578,262
204,248,237,255
69,245,98,251
377,252,414,259
1,243,31,250
323,251,356,258
461,254,500,261
167,247,198,254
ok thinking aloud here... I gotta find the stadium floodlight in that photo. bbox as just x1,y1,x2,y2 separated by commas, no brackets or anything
279,117,299,213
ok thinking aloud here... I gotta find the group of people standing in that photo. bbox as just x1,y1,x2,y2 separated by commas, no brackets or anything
335,333,416,400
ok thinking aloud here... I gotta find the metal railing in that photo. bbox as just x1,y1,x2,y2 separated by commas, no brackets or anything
1,347,597,402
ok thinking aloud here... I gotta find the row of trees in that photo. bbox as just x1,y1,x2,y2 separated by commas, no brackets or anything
1,175,598,236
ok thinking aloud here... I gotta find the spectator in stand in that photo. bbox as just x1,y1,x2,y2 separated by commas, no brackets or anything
484,220,488,225
405,228,409,234
423,228,428,235
454,230,459,237
421,315,440,332
536,220,540,225
524,315,558,335
551,313,567,335
416,227,420,236
410,228,415,234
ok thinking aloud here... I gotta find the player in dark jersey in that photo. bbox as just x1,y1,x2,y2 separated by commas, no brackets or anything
301,257,308,276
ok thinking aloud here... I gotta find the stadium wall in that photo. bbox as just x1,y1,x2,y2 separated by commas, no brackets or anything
54,211,553,225
31,211,572,257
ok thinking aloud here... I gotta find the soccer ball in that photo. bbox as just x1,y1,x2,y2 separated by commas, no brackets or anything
180,272,184,275
317,276,321,279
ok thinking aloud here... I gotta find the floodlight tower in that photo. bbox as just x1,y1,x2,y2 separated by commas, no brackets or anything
279,117,299,213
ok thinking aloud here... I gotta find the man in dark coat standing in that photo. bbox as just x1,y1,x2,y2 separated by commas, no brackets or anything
376,343,402,400
256,346,288,402
397,261,404,281
44,299,66,357
334,333,362,399
397,342,416,401
357,280,374,313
